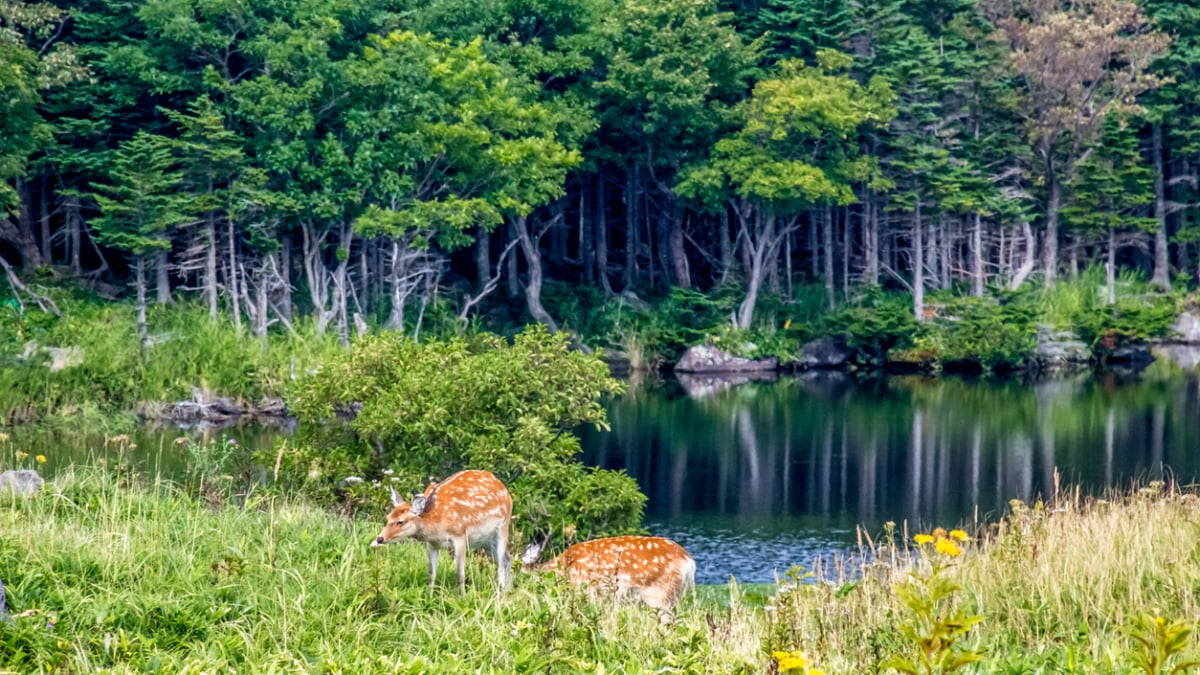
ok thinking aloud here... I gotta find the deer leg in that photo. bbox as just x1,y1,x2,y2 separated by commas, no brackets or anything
496,528,512,591
426,543,439,592
454,538,468,593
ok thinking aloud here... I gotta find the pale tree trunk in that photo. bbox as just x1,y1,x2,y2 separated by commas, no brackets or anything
735,203,796,329
513,214,559,331
1151,123,1171,291
841,206,850,299
302,221,337,336
939,221,950,290
719,207,733,284
279,235,292,321
39,175,51,263
333,223,353,347
1107,226,1116,305
475,225,491,290
668,205,689,289
67,197,82,274
134,254,148,343
972,212,984,297
865,193,879,286
594,176,613,296
913,202,924,323
823,204,834,310
1008,221,1037,290
206,211,219,322
1044,163,1060,287
156,249,171,303
505,221,520,299
228,213,241,332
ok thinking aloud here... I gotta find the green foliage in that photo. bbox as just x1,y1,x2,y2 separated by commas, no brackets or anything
883,548,985,674
1124,614,1200,675
88,132,190,257
285,326,643,542
921,292,1039,370
1075,299,1180,353
824,286,920,364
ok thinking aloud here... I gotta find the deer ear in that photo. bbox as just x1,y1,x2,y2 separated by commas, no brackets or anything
410,495,428,516
390,486,402,507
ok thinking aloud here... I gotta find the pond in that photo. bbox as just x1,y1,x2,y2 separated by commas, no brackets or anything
10,371,1200,585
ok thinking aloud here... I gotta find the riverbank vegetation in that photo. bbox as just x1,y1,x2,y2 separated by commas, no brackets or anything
3,0,1200,379
3,452,1200,672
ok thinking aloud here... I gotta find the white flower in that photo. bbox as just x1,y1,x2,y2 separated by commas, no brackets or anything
382,469,394,476
345,476,364,486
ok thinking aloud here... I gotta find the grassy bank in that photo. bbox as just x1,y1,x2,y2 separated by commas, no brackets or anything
3,462,1200,673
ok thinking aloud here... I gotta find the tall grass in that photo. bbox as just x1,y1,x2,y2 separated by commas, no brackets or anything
4,453,1200,673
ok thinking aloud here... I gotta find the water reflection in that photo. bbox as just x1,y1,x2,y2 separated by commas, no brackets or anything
580,373,1200,583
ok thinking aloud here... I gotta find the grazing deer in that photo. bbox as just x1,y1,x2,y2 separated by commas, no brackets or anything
371,470,512,592
521,535,696,611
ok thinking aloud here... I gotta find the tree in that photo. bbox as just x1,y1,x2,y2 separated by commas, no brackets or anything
680,51,894,328
987,0,1169,286
90,132,191,341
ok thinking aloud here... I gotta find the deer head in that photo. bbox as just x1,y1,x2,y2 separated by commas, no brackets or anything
371,486,432,546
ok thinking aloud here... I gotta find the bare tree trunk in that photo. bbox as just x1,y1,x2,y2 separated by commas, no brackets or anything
939,221,950,289
594,175,613,296
668,205,689,289
719,206,733,284
513,214,559,331
1107,225,1116,305
228,214,241,332
0,178,44,268
972,212,984,297
206,211,219,321
1152,123,1171,291
39,174,51,263
280,234,292,321
68,197,82,274
623,168,639,291
156,249,171,303
475,225,491,290
841,206,850,298
134,254,148,343
913,201,924,322
823,204,835,310
1044,166,1060,287
506,221,520,299
1008,221,1037,290
865,193,879,286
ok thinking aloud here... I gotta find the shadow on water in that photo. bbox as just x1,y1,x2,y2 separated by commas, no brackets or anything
6,371,1200,585
580,371,1200,583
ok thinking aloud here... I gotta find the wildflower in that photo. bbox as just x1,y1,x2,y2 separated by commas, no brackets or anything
174,437,189,445
914,534,935,545
949,529,969,542
128,444,137,449
35,455,46,464
382,468,394,476
15,451,28,461
345,476,363,486
935,538,963,557
111,434,129,444
932,527,948,540
228,438,238,446
772,650,808,672
0,432,9,442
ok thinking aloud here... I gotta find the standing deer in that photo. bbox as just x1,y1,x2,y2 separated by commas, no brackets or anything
371,469,512,592
521,535,696,611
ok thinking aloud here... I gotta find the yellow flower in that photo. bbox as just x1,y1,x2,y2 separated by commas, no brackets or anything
809,670,826,675
932,527,948,540
35,455,46,464
914,534,935,545
935,538,963,557
949,529,969,542
0,432,9,442
773,651,808,672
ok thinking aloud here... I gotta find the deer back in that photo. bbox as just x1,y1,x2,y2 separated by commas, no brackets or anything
550,536,695,609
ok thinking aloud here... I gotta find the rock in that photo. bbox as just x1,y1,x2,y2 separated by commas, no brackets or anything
1035,325,1090,370
674,344,779,374
1108,344,1154,364
675,371,778,398
1152,344,1200,372
797,336,854,370
1170,311,1200,344
256,397,288,416
0,470,44,497
0,577,8,622
45,346,82,371
208,397,242,416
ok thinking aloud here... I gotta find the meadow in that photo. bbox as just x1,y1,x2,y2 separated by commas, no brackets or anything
3,454,1199,673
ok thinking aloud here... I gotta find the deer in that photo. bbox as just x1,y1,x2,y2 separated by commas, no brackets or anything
371,469,512,593
520,535,696,612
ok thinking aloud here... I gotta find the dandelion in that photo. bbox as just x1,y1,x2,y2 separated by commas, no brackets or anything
35,455,46,464
935,538,963,557
914,533,935,545
949,529,969,542
932,527,948,540
772,650,808,672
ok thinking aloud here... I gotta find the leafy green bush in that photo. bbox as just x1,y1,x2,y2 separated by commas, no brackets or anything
824,287,920,364
1074,298,1180,353
283,325,645,543
933,293,1039,370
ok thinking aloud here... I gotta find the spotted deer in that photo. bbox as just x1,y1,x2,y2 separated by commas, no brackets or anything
371,469,512,592
521,535,696,611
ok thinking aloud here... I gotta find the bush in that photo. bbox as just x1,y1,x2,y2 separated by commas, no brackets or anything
824,287,920,365
932,292,1039,370
281,325,645,544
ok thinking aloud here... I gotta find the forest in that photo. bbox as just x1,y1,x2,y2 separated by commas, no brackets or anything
1,0,1198,354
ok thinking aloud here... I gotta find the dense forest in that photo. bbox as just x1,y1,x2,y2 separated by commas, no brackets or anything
1,0,1198,345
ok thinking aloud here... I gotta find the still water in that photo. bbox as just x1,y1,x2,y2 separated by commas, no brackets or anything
13,372,1200,585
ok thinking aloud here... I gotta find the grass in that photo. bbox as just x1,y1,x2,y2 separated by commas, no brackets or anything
4,453,1200,673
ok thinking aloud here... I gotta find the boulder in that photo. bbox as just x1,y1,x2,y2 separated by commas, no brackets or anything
1108,344,1154,364
1170,311,1200,344
674,344,779,374
797,336,854,369
0,470,43,497
1035,325,1090,369
1152,344,1200,372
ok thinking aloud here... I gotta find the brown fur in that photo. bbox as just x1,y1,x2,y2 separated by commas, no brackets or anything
538,536,696,610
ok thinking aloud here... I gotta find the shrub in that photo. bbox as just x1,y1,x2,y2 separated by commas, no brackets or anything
281,325,645,544
824,287,920,364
